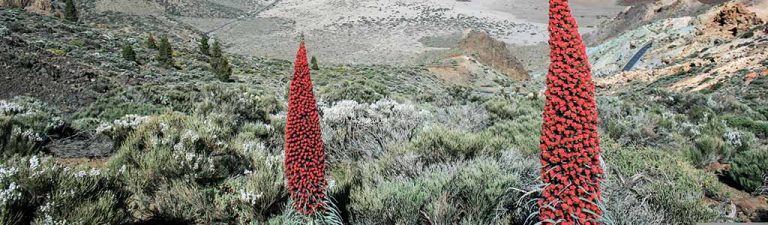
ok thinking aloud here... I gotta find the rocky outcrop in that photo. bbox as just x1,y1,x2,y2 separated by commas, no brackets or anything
0,0,58,15
710,3,763,36
458,30,529,81
586,0,720,45
591,1,768,94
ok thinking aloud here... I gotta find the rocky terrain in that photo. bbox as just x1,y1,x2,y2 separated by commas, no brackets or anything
87,0,624,65
1,0,767,224
0,0,59,15
458,30,529,81
589,0,767,92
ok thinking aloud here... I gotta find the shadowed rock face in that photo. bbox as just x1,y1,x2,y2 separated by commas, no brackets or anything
458,30,529,81
0,0,58,15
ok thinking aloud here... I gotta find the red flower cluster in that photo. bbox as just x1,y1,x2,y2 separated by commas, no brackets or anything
539,0,603,224
284,39,327,215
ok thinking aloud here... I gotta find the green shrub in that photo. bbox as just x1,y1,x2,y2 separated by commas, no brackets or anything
1,155,57,225
34,167,127,225
689,105,715,122
146,34,158,50
193,85,281,122
46,48,66,56
44,191,125,225
438,158,525,223
604,146,724,224
148,181,215,224
107,113,250,222
485,117,540,155
0,117,45,157
215,134,286,223
598,97,651,145
1,156,126,225
350,152,538,225
209,41,232,81
349,167,450,224
723,115,768,138
216,174,285,223
311,56,320,70
320,78,389,103
199,34,210,56
68,39,86,48
121,44,137,63
157,35,174,66
64,0,77,22
687,134,726,168
600,174,666,225
94,114,149,150
409,126,505,164
73,98,168,121
0,98,63,157
729,148,768,192
483,96,542,122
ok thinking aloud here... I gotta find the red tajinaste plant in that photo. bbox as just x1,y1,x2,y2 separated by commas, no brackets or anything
539,0,603,224
284,37,327,215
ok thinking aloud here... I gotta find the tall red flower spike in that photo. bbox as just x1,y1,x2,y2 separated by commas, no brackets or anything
539,0,603,224
284,37,327,215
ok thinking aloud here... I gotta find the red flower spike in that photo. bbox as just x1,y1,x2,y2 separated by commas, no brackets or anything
539,0,603,224
284,38,328,215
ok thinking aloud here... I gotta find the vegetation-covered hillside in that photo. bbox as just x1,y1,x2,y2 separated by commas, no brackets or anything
1,0,767,224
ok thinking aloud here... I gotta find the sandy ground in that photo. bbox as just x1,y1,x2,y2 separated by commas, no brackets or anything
175,0,625,65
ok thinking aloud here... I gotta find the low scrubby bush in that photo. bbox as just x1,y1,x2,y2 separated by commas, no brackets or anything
485,117,540,155
0,98,66,157
728,148,768,193
349,150,538,225
409,126,505,164
216,167,285,223
194,84,281,123
320,78,389,103
321,100,427,161
73,97,169,121
1,155,126,225
107,113,250,222
723,115,768,138
604,146,724,224
483,96,542,122
687,134,726,168
600,174,666,225
35,166,127,225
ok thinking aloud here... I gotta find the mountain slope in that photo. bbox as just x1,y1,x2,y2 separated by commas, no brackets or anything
1,0,767,224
